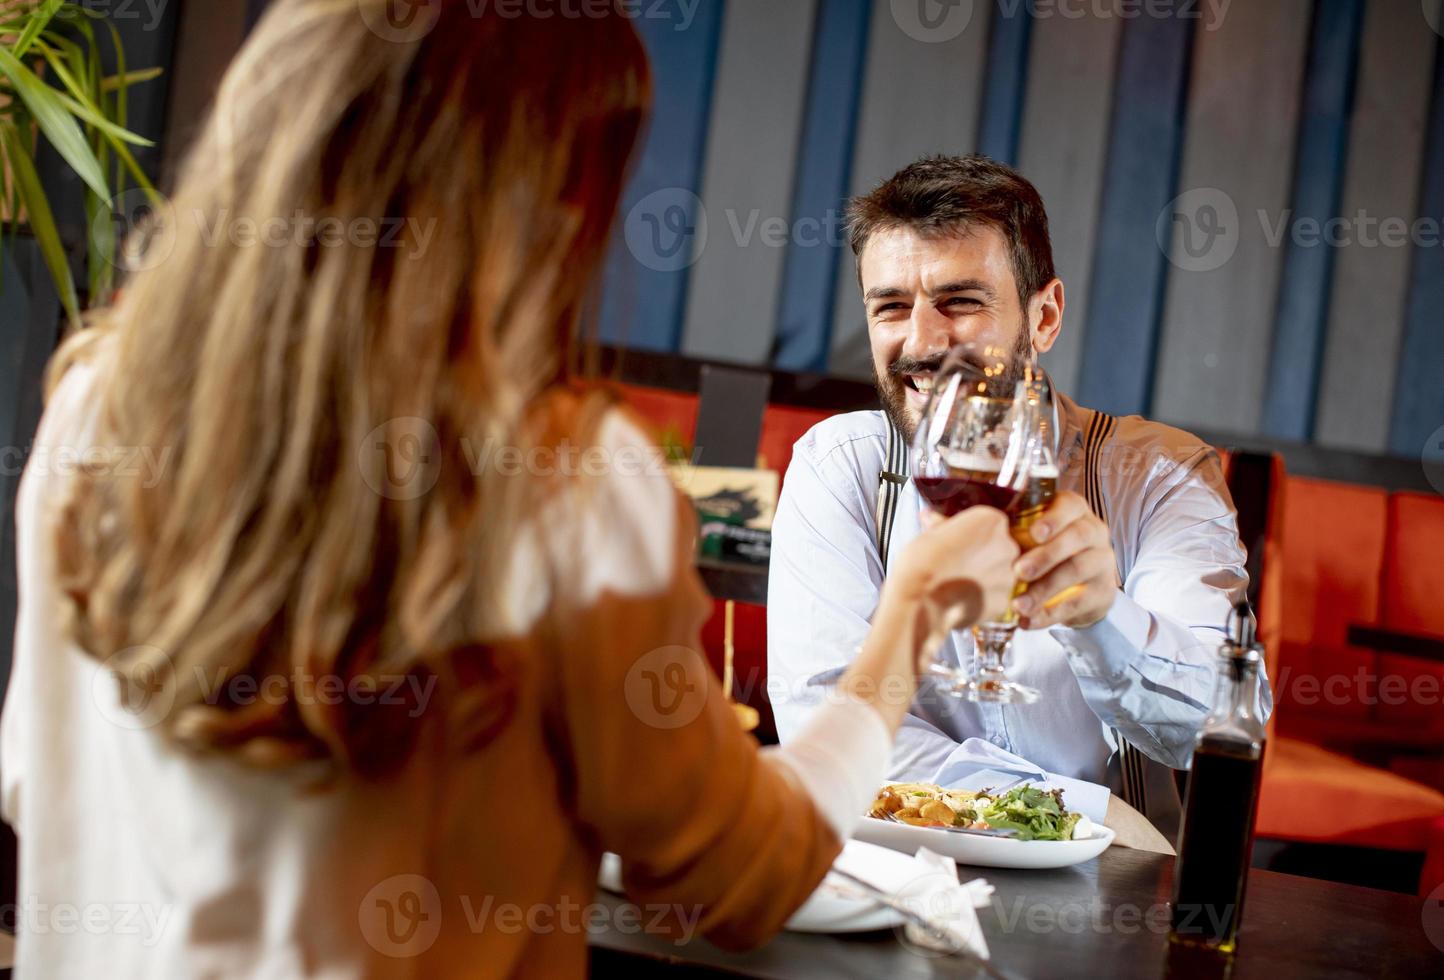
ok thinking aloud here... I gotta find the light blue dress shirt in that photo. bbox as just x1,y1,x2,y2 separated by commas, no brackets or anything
766,393,1273,827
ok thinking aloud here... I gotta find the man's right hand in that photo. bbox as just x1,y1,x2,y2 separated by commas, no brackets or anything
883,506,1020,671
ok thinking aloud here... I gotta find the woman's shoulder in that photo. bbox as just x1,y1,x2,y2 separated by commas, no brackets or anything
46,330,110,405
527,385,672,490
529,387,684,602
528,384,652,451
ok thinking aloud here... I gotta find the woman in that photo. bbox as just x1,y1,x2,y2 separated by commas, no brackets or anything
1,2,1018,976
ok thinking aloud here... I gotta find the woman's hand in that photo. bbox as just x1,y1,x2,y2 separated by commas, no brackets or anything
882,506,1021,671
838,506,1019,734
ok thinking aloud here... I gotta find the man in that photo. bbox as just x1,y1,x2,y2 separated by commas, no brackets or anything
768,155,1272,847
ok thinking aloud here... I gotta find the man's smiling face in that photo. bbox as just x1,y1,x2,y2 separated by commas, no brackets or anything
861,223,1044,440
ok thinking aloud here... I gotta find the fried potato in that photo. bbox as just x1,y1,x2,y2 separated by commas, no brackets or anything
867,781,983,827
886,782,941,796
867,789,905,818
918,800,956,825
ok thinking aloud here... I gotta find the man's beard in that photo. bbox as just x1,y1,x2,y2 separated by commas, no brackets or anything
873,324,1035,444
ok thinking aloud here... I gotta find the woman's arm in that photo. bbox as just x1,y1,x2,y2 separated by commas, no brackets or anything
541,410,1016,950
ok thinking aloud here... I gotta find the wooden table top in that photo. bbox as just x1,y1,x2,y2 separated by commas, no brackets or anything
588,846,1444,979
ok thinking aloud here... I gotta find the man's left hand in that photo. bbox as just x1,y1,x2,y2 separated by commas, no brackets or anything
1010,491,1118,630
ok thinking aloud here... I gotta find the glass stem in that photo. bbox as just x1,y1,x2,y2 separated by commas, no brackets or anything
972,621,1017,691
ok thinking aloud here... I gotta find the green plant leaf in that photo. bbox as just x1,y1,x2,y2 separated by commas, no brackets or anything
30,37,90,98
0,44,109,198
104,19,121,89
4,134,16,227
0,117,80,325
11,0,64,59
34,28,83,66
99,66,161,93
1,0,161,313
97,124,155,196
104,20,124,193
86,180,113,301
31,39,154,153
53,90,152,147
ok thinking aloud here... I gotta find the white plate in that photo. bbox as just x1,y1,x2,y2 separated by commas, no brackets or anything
853,816,1115,870
783,876,906,933
597,845,906,934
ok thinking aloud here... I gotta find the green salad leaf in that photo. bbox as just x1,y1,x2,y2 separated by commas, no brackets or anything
977,786,1081,841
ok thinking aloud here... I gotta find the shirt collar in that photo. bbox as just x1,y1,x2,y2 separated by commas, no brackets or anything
1053,384,1087,468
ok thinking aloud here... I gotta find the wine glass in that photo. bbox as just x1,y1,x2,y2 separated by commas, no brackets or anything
911,344,1048,704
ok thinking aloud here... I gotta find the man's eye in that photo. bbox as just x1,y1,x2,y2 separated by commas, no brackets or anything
873,303,906,315
944,297,983,309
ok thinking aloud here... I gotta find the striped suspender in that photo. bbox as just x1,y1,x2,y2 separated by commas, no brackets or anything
874,419,909,571
1082,409,1116,531
1084,410,1150,817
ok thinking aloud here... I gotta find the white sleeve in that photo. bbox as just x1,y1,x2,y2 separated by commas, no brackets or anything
763,698,892,841
2,360,103,831
766,432,885,743
574,412,896,842
1049,447,1265,769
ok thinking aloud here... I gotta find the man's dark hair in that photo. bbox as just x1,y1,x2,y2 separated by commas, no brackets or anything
847,154,1056,309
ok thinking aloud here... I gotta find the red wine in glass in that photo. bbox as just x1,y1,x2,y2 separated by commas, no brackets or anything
914,470,1021,517
910,346,1050,705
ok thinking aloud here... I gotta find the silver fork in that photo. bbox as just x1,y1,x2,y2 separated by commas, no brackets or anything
879,812,1017,838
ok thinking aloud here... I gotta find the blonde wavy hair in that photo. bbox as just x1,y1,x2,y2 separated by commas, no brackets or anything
49,0,651,776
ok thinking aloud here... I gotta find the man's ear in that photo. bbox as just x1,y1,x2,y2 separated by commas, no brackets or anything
1030,278,1065,354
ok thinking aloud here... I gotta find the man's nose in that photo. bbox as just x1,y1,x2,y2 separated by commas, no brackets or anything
901,304,952,362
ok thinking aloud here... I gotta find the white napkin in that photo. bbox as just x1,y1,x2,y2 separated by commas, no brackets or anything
829,840,993,958
895,848,993,957
601,841,993,957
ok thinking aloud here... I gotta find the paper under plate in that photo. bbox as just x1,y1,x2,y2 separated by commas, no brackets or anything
597,844,907,934
852,817,1115,870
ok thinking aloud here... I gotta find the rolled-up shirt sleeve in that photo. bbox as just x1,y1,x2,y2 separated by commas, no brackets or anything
767,432,881,743
1049,447,1273,769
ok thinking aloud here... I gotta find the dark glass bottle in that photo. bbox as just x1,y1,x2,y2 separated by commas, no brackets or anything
1169,603,1267,953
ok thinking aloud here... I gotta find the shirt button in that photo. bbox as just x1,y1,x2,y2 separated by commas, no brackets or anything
990,734,1007,748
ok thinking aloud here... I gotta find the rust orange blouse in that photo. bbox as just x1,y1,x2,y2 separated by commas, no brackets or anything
3,370,887,978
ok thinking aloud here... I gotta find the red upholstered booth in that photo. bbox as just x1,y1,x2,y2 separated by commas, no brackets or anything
1379,494,1444,738
1242,467,1444,896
